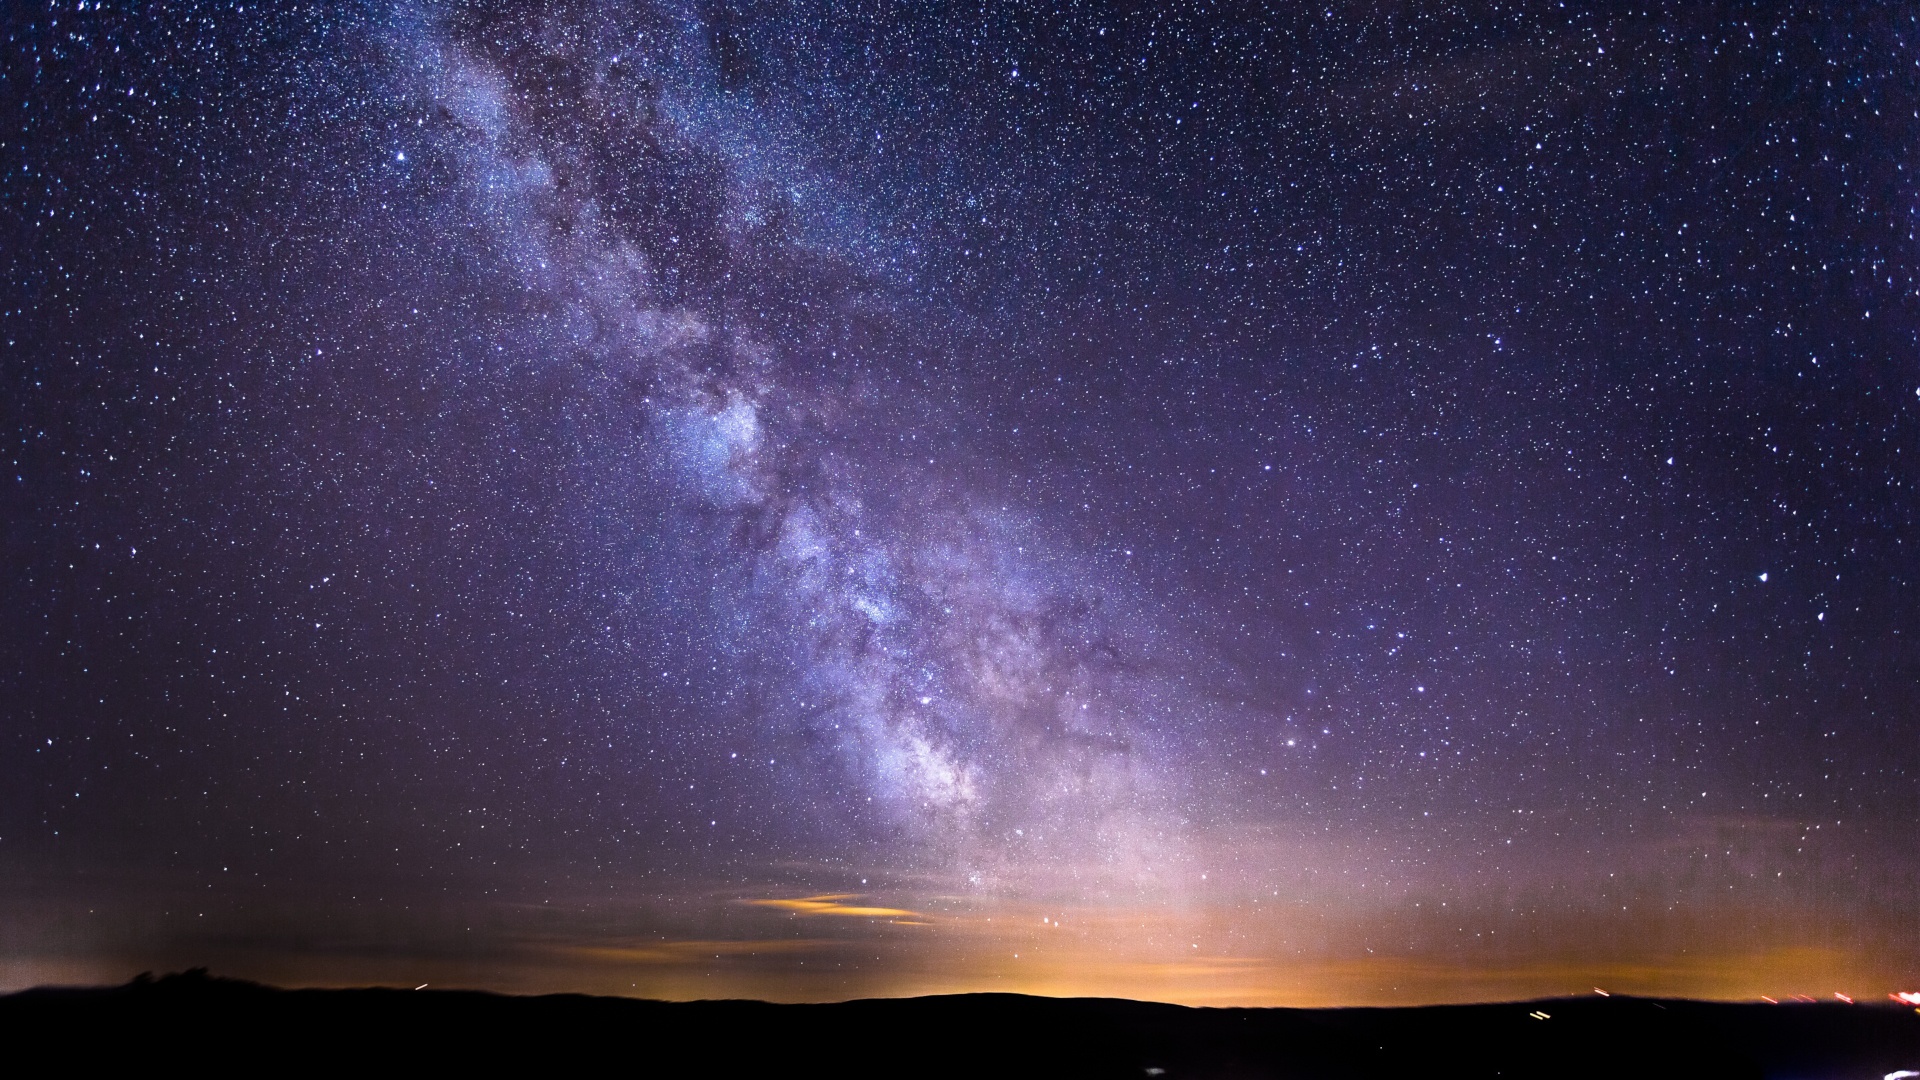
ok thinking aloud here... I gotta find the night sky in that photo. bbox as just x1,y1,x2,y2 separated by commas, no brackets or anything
3,1,1918,1005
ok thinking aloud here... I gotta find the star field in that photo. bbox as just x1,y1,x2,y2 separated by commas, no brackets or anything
2,1,1917,1003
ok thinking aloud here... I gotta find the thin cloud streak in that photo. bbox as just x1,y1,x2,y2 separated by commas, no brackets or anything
745,895,930,921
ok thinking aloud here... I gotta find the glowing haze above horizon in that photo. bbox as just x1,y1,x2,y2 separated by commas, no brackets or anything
3,1,1918,1006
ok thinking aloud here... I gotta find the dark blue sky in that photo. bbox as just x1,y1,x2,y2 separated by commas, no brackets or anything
2,1,1916,1002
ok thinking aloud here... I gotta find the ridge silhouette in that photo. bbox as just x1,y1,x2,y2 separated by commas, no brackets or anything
4,970,1916,1078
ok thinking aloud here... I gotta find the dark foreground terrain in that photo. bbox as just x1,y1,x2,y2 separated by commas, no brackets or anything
3,970,1915,1078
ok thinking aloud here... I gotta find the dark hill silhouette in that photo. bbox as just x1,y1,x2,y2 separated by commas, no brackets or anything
3,969,1915,1078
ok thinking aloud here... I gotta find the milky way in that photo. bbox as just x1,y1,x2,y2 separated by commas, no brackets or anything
4,1,1918,1003
413,4,1227,884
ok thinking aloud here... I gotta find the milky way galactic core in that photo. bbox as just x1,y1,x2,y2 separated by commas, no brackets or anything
3,2,1917,1004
